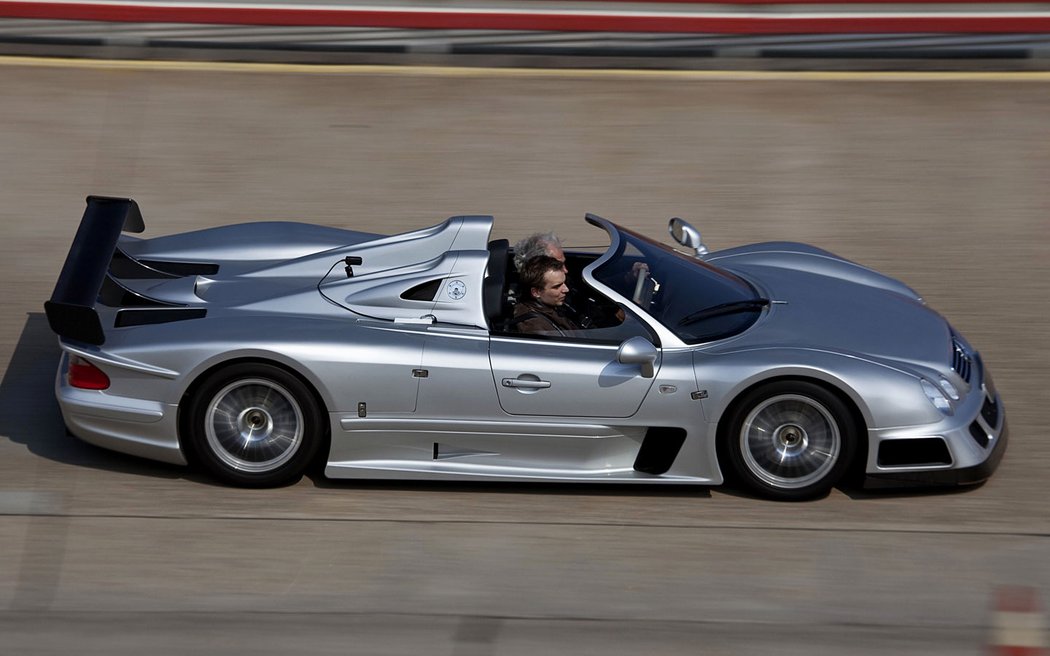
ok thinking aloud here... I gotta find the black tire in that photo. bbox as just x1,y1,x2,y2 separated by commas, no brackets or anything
184,363,324,487
722,380,857,501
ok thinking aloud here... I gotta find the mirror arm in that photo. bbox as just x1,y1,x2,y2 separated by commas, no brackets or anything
668,217,709,259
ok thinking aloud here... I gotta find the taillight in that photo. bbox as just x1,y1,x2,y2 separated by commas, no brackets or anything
68,355,110,390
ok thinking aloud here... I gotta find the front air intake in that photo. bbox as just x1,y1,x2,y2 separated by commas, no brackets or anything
980,395,999,429
968,421,990,448
877,438,952,467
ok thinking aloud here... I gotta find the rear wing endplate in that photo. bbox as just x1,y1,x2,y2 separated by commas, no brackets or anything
44,196,144,345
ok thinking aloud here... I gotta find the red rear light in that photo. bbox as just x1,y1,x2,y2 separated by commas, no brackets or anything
68,355,110,390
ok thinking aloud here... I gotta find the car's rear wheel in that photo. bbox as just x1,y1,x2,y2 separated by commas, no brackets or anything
723,381,856,501
185,363,323,487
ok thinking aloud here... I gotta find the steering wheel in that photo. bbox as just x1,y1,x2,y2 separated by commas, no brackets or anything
632,263,652,307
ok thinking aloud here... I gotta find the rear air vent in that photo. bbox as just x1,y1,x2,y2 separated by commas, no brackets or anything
99,276,180,308
115,308,207,327
401,279,442,301
108,249,220,279
109,249,179,279
140,259,219,276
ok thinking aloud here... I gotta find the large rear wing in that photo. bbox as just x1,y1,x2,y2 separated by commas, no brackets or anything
44,196,145,345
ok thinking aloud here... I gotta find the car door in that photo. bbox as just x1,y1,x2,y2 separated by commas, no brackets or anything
489,310,661,418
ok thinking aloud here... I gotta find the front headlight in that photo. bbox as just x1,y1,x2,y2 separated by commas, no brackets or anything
921,379,953,416
937,377,960,401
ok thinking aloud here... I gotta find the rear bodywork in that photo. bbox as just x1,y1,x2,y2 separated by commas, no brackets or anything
46,196,1007,489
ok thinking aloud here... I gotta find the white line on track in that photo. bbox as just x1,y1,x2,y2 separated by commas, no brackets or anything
3,54,1050,81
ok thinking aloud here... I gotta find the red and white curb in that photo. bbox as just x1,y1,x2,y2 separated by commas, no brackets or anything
1,0,1050,33
991,586,1048,656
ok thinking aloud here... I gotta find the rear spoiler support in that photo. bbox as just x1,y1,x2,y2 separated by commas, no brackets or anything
44,196,144,345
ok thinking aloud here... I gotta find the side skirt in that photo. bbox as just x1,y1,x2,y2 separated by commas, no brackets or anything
324,416,714,484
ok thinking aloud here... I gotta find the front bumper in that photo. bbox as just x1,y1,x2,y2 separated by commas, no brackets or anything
866,356,1006,488
866,415,1007,487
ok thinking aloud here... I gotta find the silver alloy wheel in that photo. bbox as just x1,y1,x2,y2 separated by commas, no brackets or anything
204,378,305,472
739,393,841,490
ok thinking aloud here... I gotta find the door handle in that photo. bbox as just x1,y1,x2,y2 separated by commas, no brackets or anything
502,378,551,389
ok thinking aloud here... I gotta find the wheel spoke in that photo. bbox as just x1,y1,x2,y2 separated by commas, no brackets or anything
204,378,304,473
739,393,842,490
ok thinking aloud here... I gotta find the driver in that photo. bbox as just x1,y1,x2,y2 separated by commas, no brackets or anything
511,255,579,336
512,231,626,330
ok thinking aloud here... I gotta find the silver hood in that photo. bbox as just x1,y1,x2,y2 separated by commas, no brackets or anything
716,252,951,373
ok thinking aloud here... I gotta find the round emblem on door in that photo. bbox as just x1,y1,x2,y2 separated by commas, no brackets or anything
446,280,466,300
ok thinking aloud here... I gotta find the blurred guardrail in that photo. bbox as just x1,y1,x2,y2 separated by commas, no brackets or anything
1,0,1049,65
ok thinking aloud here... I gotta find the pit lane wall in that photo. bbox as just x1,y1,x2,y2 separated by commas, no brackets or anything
2,0,1050,33
1,0,1050,62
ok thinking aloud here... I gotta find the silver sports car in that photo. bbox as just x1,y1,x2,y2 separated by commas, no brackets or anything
45,196,1006,500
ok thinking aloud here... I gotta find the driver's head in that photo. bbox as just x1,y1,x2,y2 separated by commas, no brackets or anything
521,255,569,308
514,232,566,273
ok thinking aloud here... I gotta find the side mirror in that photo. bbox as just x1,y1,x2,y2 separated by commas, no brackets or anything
668,217,708,258
617,336,658,378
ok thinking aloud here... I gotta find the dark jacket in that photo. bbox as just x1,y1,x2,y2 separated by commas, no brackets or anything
511,299,579,337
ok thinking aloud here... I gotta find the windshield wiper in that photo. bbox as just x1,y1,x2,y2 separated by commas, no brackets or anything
677,298,770,326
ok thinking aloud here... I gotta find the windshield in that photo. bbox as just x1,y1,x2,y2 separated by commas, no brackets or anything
592,224,763,343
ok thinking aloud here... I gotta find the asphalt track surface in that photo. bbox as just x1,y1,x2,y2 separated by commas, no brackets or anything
1,57,1048,654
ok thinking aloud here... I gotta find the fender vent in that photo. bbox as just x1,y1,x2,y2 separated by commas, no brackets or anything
633,427,687,475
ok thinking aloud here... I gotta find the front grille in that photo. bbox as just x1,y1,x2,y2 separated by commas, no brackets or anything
951,335,972,383
969,420,990,448
981,395,999,428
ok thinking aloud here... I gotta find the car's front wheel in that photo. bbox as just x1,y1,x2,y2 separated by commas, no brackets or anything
723,381,857,501
184,363,324,487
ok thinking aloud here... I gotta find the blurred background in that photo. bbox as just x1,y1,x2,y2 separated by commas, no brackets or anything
1,1,1048,654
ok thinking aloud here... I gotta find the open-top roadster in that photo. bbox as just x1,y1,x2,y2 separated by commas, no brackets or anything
45,196,1006,500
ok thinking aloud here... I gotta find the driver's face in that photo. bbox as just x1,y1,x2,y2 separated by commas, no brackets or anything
534,269,568,307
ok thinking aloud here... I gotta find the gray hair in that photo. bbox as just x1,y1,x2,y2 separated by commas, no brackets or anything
513,231,563,271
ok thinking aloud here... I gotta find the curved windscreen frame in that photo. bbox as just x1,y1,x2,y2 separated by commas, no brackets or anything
581,215,686,348
581,215,764,346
